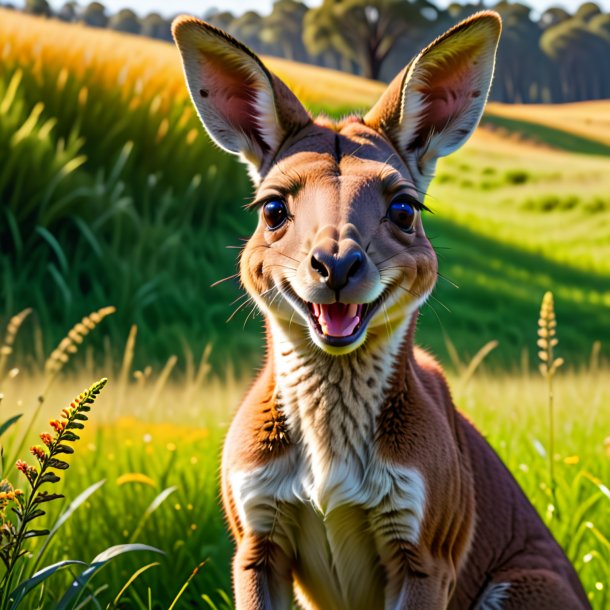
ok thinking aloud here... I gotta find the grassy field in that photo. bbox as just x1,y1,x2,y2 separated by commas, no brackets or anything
1,342,608,608
0,9,609,609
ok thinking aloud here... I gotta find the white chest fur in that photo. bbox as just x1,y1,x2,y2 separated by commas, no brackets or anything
229,324,428,609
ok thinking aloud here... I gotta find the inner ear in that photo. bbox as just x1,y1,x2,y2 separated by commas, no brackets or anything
406,50,484,152
202,53,273,154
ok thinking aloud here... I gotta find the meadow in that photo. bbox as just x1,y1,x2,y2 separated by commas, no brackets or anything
0,8,609,609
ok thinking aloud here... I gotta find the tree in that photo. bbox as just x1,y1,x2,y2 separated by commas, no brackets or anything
491,2,553,102
109,8,141,35
24,0,51,16
541,17,610,100
574,1,601,22
204,10,235,32
141,12,171,41
589,12,610,38
260,0,309,61
539,6,571,29
303,0,437,80
57,1,78,21
228,11,264,53
82,2,107,28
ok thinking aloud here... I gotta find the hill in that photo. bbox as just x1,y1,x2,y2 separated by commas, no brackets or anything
1,9,609,370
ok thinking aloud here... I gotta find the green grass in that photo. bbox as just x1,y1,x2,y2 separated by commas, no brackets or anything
482,113,610,156
1,352,608,608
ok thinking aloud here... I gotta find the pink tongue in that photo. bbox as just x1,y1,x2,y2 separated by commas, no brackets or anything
315,303,360,338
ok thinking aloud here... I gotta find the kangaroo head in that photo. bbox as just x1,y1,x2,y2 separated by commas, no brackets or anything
173,13,501,356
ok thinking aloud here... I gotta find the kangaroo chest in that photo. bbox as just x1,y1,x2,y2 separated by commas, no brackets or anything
230,335,428,609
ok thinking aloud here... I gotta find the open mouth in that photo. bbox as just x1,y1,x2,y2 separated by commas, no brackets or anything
307,301,378,347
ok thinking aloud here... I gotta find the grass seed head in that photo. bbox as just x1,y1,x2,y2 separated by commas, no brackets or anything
538,291,564,377
44,306,116,379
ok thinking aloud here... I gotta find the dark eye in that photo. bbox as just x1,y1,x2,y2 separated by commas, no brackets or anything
262,199,288,230
386,197,419,233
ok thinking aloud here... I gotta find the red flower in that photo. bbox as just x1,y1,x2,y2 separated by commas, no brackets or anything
40,433,53,447
15,460,29,474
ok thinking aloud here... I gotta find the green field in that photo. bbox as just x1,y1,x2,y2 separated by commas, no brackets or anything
1,352,609,608
1,9,609,609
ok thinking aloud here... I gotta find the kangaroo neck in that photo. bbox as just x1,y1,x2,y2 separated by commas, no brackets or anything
268,315,414,490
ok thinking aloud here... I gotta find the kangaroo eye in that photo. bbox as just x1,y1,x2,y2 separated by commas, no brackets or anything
386,197,418,233
262,199,288,230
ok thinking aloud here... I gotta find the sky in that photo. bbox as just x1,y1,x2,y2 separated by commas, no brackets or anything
40,0,610,18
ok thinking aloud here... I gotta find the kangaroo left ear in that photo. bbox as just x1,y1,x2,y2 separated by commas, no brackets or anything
172,16,311,176
365,11,501,186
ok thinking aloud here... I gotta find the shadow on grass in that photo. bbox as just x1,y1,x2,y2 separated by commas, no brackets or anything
417,215,610,368
481,114,610,157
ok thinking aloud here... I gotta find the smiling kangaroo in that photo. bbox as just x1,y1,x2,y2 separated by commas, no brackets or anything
173,11,590,610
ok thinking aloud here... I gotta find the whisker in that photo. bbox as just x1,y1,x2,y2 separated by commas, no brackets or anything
437,272,459,289
210,273,239,288
226,297,254,323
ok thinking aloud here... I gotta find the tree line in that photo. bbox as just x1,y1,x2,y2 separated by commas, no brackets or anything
8,0,610,103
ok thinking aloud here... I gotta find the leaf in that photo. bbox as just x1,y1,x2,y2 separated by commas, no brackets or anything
47,458,69,470
33,492,64,504
130,486,178,542
61,431,80,442
55,544,164,610
0,414,23,438
109,562,160,608
66,422,84,430
23,529,49,539
24,509,45,523
7,559,88,610
53,444,74,455
38,472,60,484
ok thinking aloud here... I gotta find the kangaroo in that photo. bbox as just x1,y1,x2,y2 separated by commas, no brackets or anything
173,11,590,610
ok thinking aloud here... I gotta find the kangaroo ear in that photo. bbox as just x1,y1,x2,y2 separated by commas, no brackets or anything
172,16,311,173
365,11,501,185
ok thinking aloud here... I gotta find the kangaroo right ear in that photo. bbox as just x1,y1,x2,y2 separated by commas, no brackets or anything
365,11,501,188
172,16,311,173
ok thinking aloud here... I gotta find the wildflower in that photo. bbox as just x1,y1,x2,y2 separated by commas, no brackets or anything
15,460,37,485
1,378,107,583
15,460,29,475
49,419,66,433
30,446,46,462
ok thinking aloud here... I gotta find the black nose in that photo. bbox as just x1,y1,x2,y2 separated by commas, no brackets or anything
311,249,364,292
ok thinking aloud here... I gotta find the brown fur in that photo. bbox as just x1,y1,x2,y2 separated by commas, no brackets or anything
173,11,591,609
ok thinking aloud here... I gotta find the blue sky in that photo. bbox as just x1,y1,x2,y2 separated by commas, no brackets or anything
41,0,610,18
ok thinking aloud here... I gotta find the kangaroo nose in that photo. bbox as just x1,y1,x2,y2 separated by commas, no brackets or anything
311,248,364,292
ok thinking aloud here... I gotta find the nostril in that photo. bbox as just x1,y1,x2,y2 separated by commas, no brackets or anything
347,250,364,279
311,252,329,278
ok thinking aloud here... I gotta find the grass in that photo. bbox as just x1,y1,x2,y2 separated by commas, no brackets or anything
481,113,610,156
0,334,608,608
487,100,610,147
